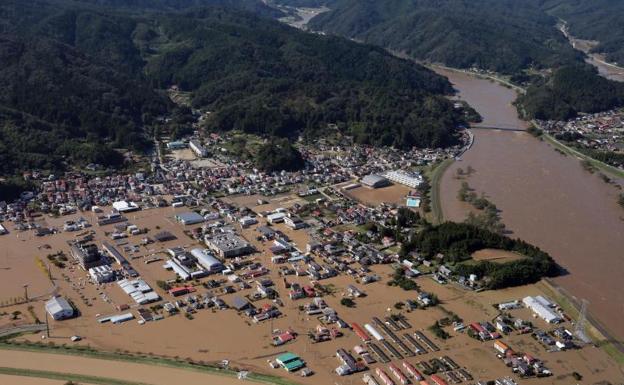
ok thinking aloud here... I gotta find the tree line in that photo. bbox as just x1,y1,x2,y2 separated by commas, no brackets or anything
401,222,558,289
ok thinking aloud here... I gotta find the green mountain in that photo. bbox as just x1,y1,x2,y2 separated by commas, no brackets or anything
305,0,583,74
142,7,465,148
0,0,469,177
0,34,170,175
517,64,624,120
536,0,624,65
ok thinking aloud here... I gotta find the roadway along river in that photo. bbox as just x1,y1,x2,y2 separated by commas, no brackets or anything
434,67,624,342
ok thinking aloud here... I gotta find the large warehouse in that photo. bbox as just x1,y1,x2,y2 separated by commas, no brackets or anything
523,296,563,324
191,248,224,273
361,174,390,189
175,211,205,226
205,233,253,258
45,296,74,320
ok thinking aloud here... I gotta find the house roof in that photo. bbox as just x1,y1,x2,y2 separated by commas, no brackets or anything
232,296,250,310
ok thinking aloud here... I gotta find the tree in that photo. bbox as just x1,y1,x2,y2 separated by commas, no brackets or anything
340,298,355,308
255,138,305,172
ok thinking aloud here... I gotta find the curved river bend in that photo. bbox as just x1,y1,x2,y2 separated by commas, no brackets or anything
435,68,624,341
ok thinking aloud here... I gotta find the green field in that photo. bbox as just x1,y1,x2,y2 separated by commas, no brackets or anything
428,158,455,224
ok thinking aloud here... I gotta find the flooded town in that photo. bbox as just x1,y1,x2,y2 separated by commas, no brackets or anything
1,73,624,384
2,1,624,385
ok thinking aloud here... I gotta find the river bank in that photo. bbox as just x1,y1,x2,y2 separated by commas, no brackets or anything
434,67,624,345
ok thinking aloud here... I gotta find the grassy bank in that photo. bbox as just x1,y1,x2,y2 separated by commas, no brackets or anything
0,339,301,385
429,158,455,224
0,367,150,385
542,133,624,180
538,280,624,365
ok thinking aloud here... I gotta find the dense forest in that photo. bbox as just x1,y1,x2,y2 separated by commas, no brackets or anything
254,138,305,172
536,0,624,65
0,0,470,178
402,222,558,289
0,34,169,175
142,8,466,148
517,65,624,120
305,0,583,75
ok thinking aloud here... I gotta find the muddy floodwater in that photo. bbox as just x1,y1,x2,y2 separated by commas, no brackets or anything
435,68,527,130
436,68,624,341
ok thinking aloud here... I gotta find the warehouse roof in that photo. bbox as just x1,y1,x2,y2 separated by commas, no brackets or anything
361,174,389,187
45,296,73,317
175,211,204,225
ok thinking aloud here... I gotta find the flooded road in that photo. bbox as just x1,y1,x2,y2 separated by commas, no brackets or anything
436,68,624,341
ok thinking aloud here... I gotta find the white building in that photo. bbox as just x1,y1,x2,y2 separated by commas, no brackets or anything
384,170,423,188
89,265,115,283
267,212,286,224
118,279,160,305
522,296,562,324
191,248,224,273
112,200,140,213
284,215,305,229
239,216,258,228
45,296,74,320
189,140,208,158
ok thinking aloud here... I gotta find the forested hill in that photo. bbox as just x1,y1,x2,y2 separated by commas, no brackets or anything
517,64,624,121
143,7,465,148
0,34,170,175
536,0,624,66
0,0,470,177
305,0,583,75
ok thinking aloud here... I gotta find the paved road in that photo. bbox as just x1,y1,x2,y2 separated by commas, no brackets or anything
0,324,46,338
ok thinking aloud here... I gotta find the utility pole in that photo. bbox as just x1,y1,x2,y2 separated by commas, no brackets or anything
45,312,50,338
23,284,29,303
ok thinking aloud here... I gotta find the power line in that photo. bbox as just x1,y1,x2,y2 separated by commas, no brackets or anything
574,299,591,344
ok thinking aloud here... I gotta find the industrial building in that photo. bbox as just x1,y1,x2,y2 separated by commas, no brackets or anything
205,233,253,258
191,248,224,273
45,296,74,320
275,352,305,372
239,216,258,228
189,140,208,158
70,242,104,269
118,279,160,305
361,174,391,189
522,296,563,324
89,265,115,283
164,248,209,280
102,242,138,277
284,215,305,229
175,211,205,225
266,212,286,224
112,200,140,213
335,348,359,375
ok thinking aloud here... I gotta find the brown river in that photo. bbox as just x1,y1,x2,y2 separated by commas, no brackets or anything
435,68,624,341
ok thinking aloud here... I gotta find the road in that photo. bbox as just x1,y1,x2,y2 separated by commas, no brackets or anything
0,324,47,338
0,348,287,385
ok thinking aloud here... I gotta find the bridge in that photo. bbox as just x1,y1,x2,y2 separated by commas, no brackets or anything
470,124,526,132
